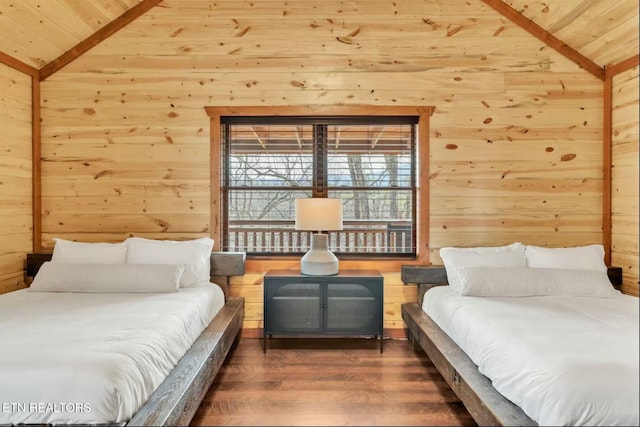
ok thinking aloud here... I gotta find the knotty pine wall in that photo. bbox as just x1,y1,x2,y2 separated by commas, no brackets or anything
40,0,606,330
0,63,32,293
611,65,639,296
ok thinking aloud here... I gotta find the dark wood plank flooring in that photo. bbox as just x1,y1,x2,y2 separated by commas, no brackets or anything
191,338,475,426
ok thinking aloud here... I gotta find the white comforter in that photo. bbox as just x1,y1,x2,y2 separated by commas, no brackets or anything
0,282,224,425
423,287,640,426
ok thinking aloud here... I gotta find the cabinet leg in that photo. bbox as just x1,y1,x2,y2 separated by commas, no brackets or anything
380,334,383,353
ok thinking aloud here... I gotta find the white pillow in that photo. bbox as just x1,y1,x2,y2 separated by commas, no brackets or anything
525,244,607,272
30,262,183,293
51,238,127,264
453,266,618,298
440,243,526,291
125,237,214,288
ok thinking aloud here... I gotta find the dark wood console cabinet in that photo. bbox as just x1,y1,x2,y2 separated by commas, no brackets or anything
263,270,384,352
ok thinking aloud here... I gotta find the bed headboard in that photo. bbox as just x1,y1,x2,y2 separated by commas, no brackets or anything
401,265,624,304
26,252,246,297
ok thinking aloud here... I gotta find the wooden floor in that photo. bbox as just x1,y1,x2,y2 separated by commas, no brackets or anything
191,338,476,426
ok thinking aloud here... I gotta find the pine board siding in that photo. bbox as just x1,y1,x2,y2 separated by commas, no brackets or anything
611,65,639,296
40,0,609,330
0,63,32,294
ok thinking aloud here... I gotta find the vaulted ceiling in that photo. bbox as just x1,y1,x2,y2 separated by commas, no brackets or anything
0,0,638,72
0,0,143,68
504,0,638,66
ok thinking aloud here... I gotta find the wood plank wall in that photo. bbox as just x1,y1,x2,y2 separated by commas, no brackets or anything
39,0,606,330
611,65,639,296
0,63,32,293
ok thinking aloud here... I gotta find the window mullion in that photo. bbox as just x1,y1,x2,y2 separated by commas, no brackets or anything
312,124,328,198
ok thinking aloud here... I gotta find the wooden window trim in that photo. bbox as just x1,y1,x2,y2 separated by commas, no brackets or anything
205,106,435,272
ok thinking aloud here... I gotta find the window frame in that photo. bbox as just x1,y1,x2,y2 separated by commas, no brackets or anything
206,106,434,266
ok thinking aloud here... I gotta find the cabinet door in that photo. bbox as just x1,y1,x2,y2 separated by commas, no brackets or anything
265,280,322,333
324,281,382,334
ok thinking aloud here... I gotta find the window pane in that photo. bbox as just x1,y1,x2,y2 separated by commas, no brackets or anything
228,189,311,221
327,125,413,188
329,189,414,254
228,124,313,187
227,189,311,252
331,189,413,221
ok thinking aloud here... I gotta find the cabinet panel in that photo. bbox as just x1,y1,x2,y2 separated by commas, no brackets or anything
264,281,322,333
325,283,381,333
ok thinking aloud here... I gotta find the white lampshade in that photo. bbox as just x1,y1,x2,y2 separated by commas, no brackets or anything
295,198,343,232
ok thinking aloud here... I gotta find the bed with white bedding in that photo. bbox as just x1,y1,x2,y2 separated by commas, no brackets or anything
422,286,639,426
401,243,640,427
1,239,245,426
0,282,224,425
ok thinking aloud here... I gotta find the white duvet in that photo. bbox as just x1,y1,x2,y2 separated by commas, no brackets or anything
423,287,640,426
0,282,224,425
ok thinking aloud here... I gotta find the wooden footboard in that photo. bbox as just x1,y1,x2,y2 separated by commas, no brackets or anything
401,302,536,427
128,296,244,426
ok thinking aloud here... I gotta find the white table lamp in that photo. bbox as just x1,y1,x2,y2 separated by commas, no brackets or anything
295,198,343,275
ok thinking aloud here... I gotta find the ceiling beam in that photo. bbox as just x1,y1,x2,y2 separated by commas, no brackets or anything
370,127,386,149
295,126,303,149
251,127,268,149
606,54,640,77
481,0,605,81
39,0,164,81
0,51,38,78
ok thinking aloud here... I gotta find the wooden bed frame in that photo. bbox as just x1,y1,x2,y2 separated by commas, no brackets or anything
400,265,623,427
25,252,246,427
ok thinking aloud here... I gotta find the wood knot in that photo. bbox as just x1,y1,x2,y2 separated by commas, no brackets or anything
336,36,355,45
94,170,113,180
170,27,184,37
446,25,463,37
235,26,250,37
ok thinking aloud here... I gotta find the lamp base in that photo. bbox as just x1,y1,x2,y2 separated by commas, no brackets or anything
300,234,339,276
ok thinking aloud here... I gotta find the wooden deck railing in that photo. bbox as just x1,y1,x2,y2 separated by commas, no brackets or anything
227,219,413,254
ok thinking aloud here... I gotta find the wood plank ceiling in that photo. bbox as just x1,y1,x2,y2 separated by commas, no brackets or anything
0,0,638,73
504,0,639,66
0,0,143,69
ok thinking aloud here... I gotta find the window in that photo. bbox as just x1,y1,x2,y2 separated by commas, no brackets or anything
206,106,433,262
